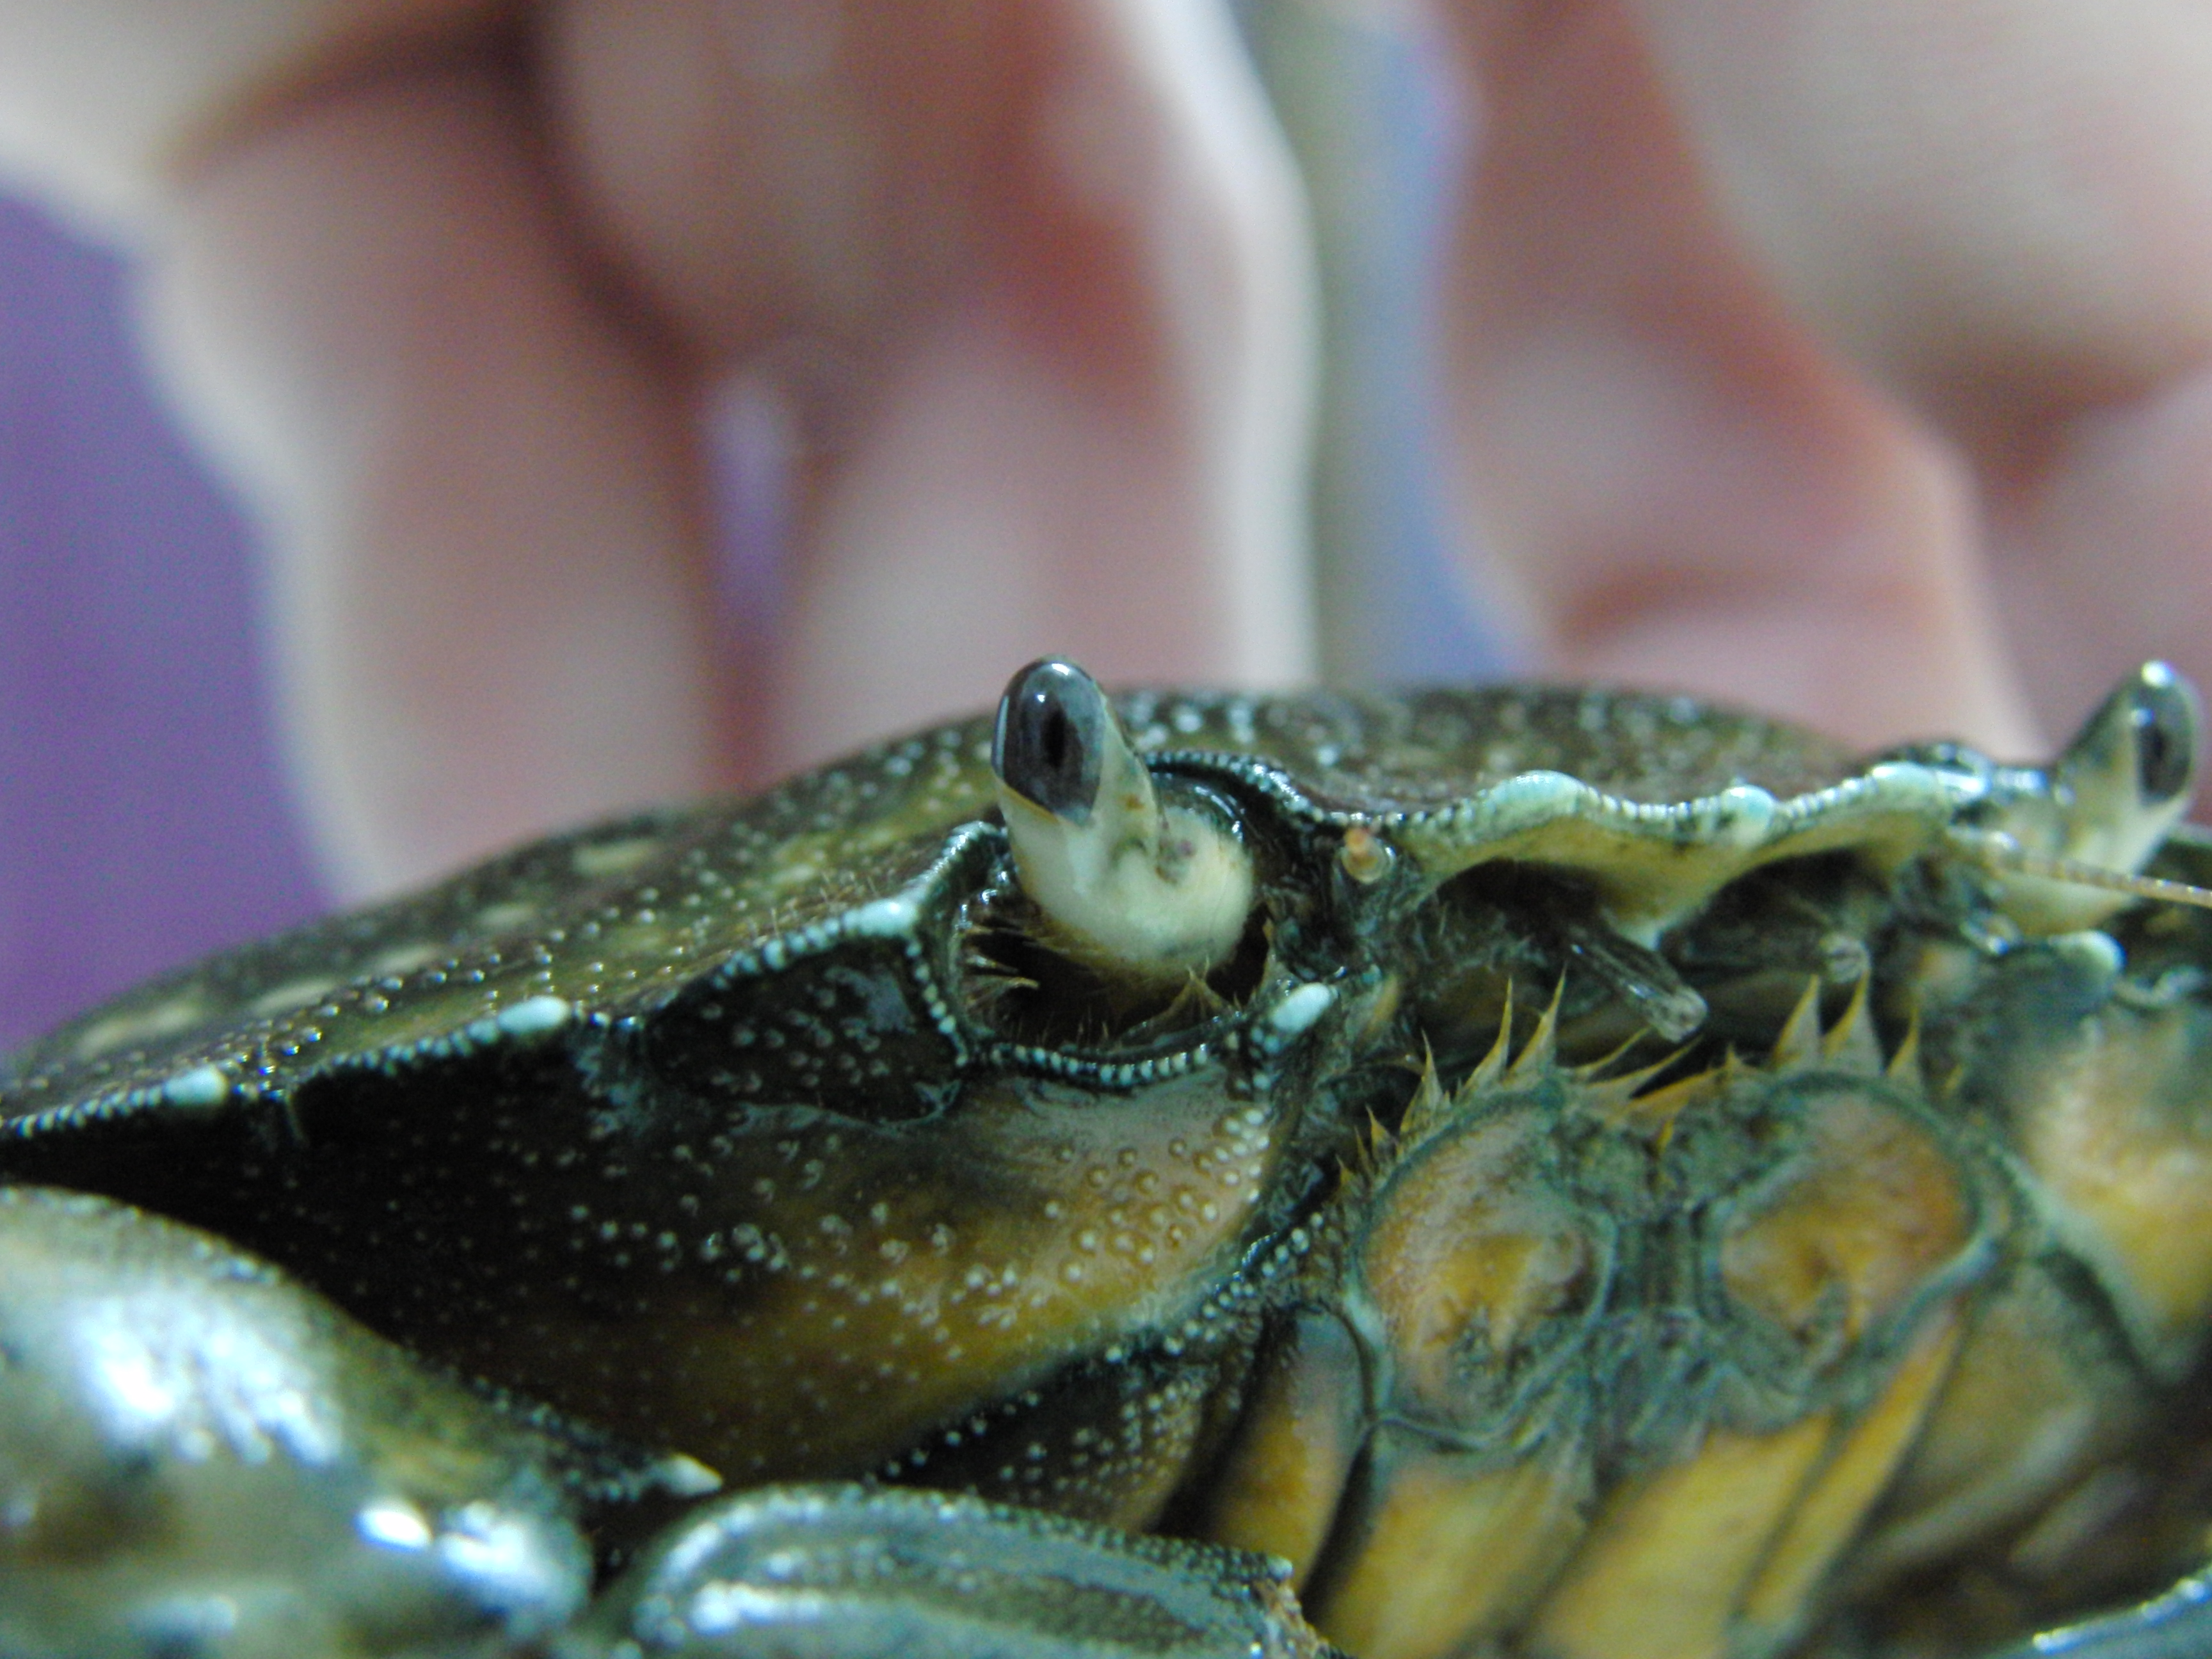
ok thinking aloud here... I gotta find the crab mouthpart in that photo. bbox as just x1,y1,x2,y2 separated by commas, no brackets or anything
991,660,1255,988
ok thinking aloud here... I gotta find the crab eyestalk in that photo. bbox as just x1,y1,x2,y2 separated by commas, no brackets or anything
991,659,1254,990
1981,661,2204,933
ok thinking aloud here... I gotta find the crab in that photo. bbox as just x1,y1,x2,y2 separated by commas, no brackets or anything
8,659,2212,1659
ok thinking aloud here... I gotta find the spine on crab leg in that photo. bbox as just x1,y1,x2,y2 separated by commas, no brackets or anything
1205,990,1996,1659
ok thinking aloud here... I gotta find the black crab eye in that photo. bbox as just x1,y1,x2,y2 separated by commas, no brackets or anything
993,659,1109,822
2130,664,2198,805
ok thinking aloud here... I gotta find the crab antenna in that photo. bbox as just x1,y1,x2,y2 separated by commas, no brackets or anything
1948,828,2212,916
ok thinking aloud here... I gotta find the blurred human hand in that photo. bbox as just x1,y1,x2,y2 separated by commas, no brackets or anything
0,0,1316,894
1440,0,2212,783
2,0,2209,896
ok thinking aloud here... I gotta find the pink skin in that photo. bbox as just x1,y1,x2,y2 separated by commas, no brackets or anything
1,0,2209,896
1445,0,2212,756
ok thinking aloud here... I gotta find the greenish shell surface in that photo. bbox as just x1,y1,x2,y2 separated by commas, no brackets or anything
0,685,1861,1125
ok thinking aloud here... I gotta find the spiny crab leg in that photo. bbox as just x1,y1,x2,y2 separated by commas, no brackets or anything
991,659,1255,990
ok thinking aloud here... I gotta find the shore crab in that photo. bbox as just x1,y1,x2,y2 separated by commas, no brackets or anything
9,659,2212,1658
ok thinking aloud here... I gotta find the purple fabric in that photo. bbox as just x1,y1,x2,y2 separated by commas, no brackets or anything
0,103,1494,1054
0,195,325,1049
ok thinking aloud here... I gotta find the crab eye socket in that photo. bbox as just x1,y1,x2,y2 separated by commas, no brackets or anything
993,659,1107,822
2131,665,2197,805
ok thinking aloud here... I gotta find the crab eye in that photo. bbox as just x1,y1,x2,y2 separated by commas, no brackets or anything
993,660,1107,822
987,660,1255,992
1987,662,2204,933
2130,663,2195,805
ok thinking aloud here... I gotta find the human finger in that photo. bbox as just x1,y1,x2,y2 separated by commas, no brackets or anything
1432,0,2039,753
145,60,739,897
542,0,1316,768
1621,0,2212,744
10,1,1317,897
0,2,501,227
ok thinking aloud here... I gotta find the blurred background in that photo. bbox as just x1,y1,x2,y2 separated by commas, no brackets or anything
0,191,322,1046
0,6,1505,1046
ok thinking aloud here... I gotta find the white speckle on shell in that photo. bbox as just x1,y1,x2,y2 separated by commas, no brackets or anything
248,976,341,1020
158,1064,231,1110
844,896,919,939
1468,771,1587,828
572,837,662,879
357,1499,434,1551
71,994,209,1061
1269,982,1336,1037
493,996,573,1038
1708,784,1779,848
470,901,539,934
365,941,444,980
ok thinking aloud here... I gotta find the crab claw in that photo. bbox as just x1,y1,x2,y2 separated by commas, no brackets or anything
991,659,1254,990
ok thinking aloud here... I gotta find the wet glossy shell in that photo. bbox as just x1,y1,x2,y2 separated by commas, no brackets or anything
6,679,2212,1659
0,684,1863,1117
